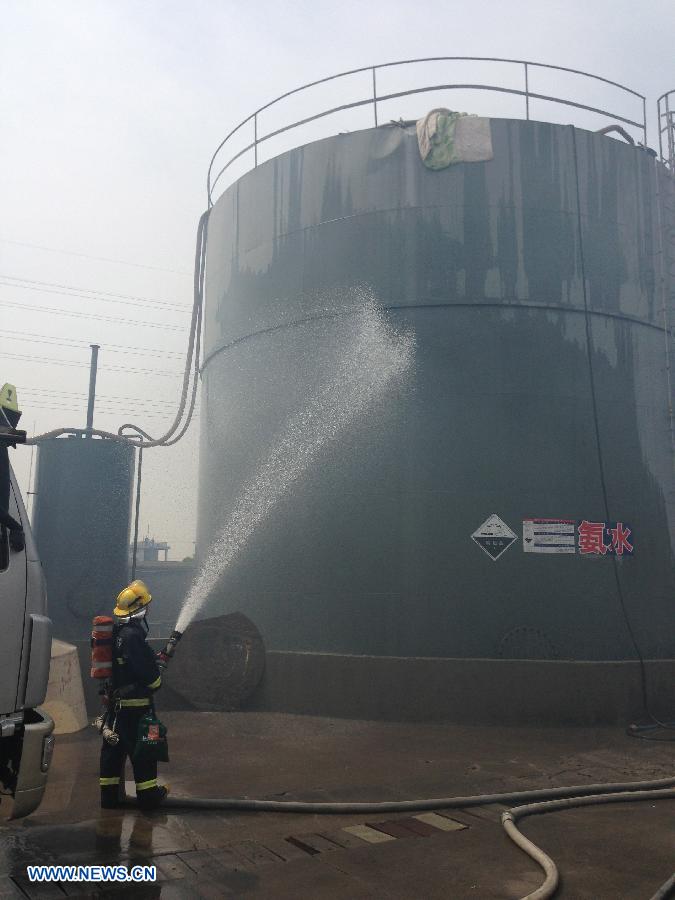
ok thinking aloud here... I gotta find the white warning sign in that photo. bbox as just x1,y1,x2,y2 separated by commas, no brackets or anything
471,514,517,561
523,519,576,554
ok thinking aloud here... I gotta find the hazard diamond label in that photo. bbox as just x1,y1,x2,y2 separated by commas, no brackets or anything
471,514,517,561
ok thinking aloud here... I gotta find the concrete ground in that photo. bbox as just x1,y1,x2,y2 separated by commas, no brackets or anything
1,712,674,898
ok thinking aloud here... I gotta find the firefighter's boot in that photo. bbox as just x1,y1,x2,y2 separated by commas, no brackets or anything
137,783,169,811
100,777,125,809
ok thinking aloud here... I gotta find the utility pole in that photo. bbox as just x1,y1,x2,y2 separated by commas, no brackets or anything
86,344,100,435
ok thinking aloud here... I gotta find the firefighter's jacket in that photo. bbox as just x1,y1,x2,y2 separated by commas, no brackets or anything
112,620,162,706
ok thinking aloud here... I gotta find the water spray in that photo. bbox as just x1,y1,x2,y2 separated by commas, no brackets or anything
174,297,415,635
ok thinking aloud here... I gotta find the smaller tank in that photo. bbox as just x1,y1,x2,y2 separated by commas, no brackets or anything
33,436,135,640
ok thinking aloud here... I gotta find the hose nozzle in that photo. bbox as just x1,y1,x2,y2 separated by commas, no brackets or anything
157,629,183,669
166,629,183,657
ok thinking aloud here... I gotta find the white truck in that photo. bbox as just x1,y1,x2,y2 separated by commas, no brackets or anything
0,384,54,819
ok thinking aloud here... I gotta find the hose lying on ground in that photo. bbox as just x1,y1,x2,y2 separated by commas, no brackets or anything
151,775,675,900
502,787,675,900
158,773,675,813
649,871,675,900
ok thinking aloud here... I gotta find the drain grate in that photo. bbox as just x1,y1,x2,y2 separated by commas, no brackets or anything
290,812,468,854
101,808,474,897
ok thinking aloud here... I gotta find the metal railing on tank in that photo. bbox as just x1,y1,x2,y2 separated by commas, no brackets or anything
207,56,648,206
658,90,675,170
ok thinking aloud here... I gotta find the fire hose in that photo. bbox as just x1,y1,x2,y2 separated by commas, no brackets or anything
157,775,675,815
148,774,675,900
501,786,675,900
650,872,675,900
147,630,675,898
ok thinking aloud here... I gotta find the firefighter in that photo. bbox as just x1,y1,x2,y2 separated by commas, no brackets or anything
99,580,168,810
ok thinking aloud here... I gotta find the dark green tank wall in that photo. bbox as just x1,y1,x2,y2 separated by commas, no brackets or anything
33,437,134,640
197,119,675,661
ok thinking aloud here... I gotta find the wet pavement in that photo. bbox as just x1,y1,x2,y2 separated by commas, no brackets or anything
1,712,674,898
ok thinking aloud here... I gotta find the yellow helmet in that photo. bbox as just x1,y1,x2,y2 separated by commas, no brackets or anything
113,580,152,618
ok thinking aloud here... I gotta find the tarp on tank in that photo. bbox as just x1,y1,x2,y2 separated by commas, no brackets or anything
416,109,493,168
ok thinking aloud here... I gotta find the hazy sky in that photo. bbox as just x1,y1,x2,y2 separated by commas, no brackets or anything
2,0,672,559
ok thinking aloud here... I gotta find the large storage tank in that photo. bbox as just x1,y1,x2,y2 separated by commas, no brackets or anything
33,436,135,641
196,115,675,664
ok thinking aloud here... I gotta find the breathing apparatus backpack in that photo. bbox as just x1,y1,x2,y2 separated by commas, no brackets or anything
90,616,114,679
90,616,121,744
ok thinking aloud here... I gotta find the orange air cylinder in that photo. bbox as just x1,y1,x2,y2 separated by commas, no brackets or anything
90,616,114,678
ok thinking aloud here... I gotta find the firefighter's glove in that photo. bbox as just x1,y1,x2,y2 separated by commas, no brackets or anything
9,528,25,552
155,650,170,670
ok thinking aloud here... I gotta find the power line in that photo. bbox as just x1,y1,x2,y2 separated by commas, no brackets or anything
19,384,201,410
25,207,208,447
18,387,201,411
24,400,196,416
0,299,186,331
4,351,183,378
1,329,185,358
0,275,191,313
0,274,188,306
23,401,201,422
23,393,198,409
0,237,191,276
0,280,189,314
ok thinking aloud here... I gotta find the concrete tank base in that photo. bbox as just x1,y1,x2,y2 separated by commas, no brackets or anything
246,651,675,726
42,639,88,734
